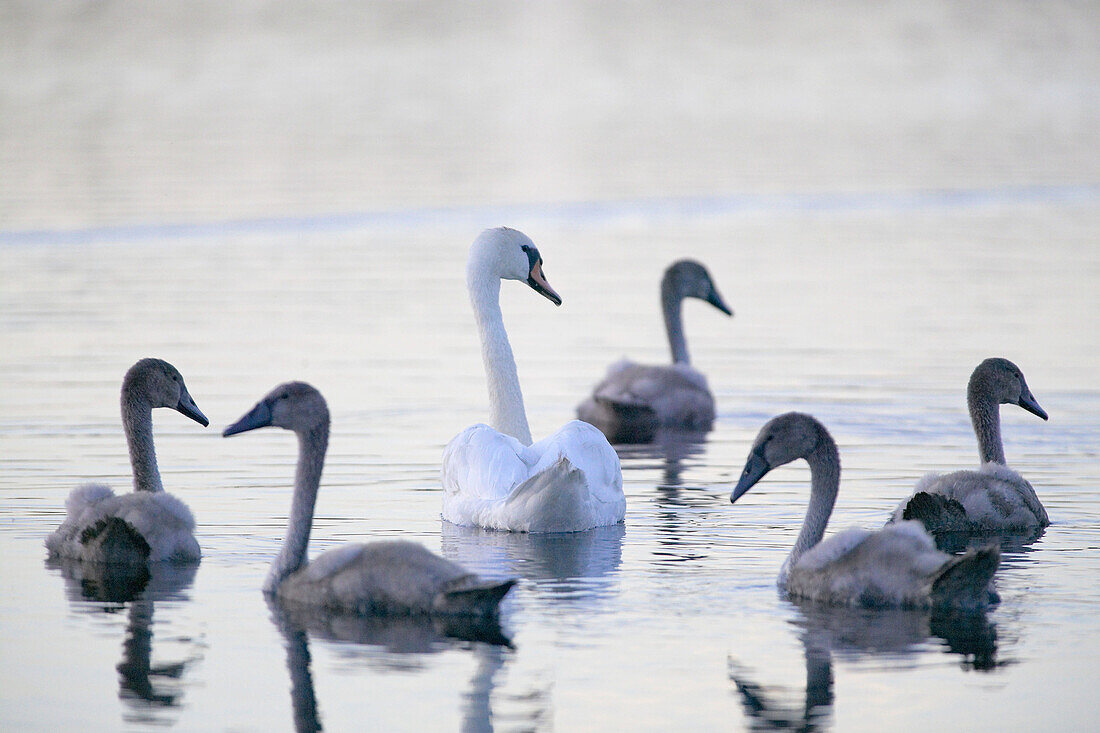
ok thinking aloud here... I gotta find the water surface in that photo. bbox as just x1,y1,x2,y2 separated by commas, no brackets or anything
2,2,1099,731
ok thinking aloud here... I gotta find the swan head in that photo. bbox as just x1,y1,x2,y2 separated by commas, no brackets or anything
469,227,562,306
123,358,209,427
970,358,1047,421
662,259,732,316
223,381,330,437
731,412,824,503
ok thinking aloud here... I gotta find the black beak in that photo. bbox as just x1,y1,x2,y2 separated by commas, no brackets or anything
707,289,733,317
731,449,770,503
223,399,274,437
176,395,209,427
1018,390,1048,421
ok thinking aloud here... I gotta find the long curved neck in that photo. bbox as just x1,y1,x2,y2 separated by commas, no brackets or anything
122,389,162,493
789,429,840,571
661,280,689,365
968,386,1005,465
266,422,329,593
468,269,532,445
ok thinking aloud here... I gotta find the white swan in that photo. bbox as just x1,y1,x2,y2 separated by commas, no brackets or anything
46,358,209,564
731,412,999,610
577,259,732,443
224,381,516,617
441,227,626,532
890,358,1049,533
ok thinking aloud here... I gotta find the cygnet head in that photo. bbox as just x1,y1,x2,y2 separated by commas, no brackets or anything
662,259,733,316
123,358,209,426
223,382,330,437
969,358,1047,420
731,412,825,503
468,227,562,306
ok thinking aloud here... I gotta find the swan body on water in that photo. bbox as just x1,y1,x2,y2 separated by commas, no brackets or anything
577,259,732,443
46,358,209,564
891,358,1049,533
732,413,999,610
441,228,626,533
225,382,515,617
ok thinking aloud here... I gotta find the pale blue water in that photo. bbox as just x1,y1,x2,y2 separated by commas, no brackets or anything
2,3,1099,731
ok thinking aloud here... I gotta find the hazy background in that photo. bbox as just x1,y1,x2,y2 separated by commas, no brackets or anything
2,1,1097,230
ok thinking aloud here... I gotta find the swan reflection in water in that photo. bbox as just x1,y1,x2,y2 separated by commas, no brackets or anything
48,558,200,722
615,428,710,493
436,521,623,729
440,521,625,605
617,429,719,565
728,601,1000,731
268,596,522,733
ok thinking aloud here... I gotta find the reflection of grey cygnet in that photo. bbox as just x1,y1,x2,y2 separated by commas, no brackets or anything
728,626,834,733
892,358,1049,535
224,382,514,617
270,599,514,733
46,358,209,565
577,260,732,444
52,559,201,714
729,598,1000,730
442,227,625,532
732,413,999,610
269,604,322,733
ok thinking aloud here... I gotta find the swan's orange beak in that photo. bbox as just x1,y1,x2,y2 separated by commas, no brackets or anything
527,260,562,306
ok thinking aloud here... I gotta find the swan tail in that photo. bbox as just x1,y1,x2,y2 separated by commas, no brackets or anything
503,457,602,531
582,396,657,444
433,579,517,617
79,516,152,565
931,545,1000,611
902,491,971,532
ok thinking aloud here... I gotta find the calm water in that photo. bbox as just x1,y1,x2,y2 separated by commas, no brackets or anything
2,3,1099,731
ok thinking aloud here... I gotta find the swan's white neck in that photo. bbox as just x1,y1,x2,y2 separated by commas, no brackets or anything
661,280,690,365
122,389,163,493
265,423,328,593
969,389,1006,466
468,266,533,445
785,428,840,580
